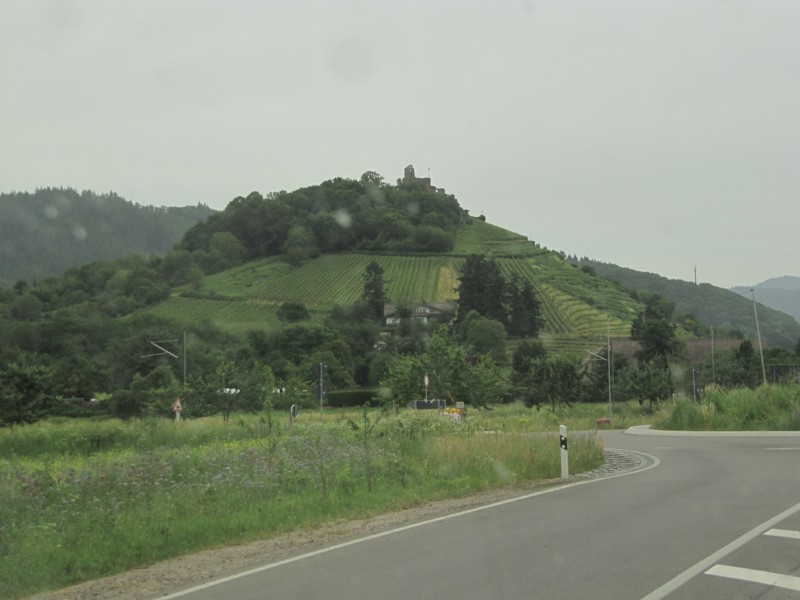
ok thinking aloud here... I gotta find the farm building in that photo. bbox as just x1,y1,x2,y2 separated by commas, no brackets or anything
384,301,457,326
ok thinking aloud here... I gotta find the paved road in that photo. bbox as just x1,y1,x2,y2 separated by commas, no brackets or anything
156,428,800,600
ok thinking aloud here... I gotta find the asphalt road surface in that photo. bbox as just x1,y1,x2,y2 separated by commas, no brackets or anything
155,427,800,600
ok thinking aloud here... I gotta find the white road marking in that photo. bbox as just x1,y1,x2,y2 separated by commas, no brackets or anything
641,500,800,599
765,447,800,451
705,565,800,592
765,528,800,540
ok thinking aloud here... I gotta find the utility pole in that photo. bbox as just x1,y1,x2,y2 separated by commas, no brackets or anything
607,319,612,419
182,331,187,389
711,326,715,384
750,289,768,386
314,362,327,421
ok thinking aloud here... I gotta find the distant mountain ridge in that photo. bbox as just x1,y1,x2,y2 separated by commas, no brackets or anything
0,188,216,286
577,259,800,349
731,276,800,323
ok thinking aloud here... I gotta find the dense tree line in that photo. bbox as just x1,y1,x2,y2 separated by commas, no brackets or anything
0,188,214,286
178,173,465,267
457,255,544,337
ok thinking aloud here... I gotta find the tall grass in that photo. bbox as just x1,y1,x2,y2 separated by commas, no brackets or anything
471,400,655,433
654,385,800,431
0,409,605,598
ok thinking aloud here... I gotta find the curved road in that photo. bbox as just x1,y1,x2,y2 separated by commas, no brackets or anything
155,428,800,600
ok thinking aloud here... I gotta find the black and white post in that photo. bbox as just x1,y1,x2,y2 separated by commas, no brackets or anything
559,425,569,480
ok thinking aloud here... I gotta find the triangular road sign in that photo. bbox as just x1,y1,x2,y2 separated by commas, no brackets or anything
172,398,184,412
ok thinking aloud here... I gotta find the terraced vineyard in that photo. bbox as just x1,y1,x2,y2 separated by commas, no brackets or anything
453,220,551,258
452,223,484,254
247,254,458,307
496,258,631,336
144,220,643,342
471,220,551,257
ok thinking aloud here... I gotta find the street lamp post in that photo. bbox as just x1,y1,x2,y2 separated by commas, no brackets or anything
585,347,612,420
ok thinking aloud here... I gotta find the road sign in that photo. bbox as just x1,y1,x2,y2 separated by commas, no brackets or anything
172,398,184,412
424,372,429,389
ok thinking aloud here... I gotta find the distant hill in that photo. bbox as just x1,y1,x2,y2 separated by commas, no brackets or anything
4,179,797,358
731,276,800,324
0,188,216,286
577,260,800,349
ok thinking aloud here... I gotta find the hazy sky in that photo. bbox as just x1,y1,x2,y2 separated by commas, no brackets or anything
2,1,798,289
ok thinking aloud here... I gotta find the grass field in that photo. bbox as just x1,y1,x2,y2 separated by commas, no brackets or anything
0,404,625,598
6,385,795,598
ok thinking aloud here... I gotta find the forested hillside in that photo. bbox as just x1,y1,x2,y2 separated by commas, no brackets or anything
0,188,215,286
576,259,800,348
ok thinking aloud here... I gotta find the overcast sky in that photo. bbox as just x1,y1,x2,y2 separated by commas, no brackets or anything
2,0,798,289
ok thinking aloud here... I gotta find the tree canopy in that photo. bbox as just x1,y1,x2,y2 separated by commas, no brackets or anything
179,176,465,262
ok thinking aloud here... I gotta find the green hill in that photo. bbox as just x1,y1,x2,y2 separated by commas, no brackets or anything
4,172,799,420
0,188,215,286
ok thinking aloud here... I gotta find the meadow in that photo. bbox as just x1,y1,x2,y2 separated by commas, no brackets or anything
654,384,800,431
6,388,795,598
0,404,620,599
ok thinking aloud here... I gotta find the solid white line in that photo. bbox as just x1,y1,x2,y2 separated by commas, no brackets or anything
626,425,800,437
640,500,800,600
705,565,800,592
158,449,659,599
765,528,800,540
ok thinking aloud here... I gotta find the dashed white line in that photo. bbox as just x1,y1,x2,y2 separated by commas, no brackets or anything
641,500,800,599
705,565,800,592
765,528,800,540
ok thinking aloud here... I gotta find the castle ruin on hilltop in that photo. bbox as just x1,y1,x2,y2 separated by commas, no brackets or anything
397,165,446,194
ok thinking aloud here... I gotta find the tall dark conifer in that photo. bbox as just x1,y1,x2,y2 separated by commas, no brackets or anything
457,255,509,328
507,274,543,338
362,260,388,320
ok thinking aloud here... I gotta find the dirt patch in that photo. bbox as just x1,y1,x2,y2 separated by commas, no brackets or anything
27,482,555,600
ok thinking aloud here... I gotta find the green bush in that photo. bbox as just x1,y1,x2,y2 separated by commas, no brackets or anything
655,385,800,431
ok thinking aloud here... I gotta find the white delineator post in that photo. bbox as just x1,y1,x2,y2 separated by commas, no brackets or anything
560,425,569,480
